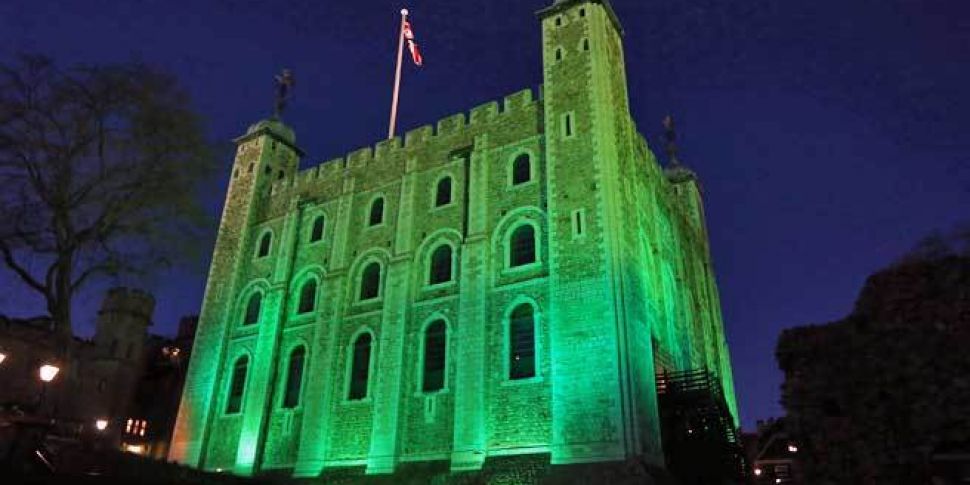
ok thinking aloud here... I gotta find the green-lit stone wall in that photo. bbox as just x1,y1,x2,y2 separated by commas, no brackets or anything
169,0,738,478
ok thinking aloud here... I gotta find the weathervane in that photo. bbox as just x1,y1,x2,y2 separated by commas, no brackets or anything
273,68,295,119
662,114,680,166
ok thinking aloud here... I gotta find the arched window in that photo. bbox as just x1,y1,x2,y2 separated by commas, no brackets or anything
509,225,537,267
555,48,563,62
243,292,262,325
509,305,536,380
422,320,447,392
435,177,452,207
310,215,325,242
359,262,381,301
226,356,249,414
369,197,384,226
348,333,372,400
512,154,531,185
428,245,453,285
297,279,317,314
282,346,306,408
257,232,272,258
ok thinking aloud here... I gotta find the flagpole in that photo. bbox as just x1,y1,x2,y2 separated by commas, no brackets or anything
388,8,408,139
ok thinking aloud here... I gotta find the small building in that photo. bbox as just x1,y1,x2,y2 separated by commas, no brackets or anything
743,418,802,485
0,288,196,460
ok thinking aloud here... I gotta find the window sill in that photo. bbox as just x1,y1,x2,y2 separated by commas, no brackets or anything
501,376,543,387
501,261,542,276
342,397,373,406
414,388,450,398
423,280,457,291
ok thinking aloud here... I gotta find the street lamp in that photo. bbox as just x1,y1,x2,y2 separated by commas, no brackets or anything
95,419,108,431
0,351,7,365
39,364,59,383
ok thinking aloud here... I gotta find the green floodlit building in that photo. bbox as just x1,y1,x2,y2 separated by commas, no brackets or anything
170,0,739,479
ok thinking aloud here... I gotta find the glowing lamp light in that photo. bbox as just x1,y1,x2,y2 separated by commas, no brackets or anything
124,444,144,455
0,352,7,365
753,467,762,476
775,479,782,484
39,364,60,382
95,419,108,431
788,444,798,453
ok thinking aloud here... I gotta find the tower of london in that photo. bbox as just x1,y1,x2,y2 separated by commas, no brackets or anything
170,0,739,479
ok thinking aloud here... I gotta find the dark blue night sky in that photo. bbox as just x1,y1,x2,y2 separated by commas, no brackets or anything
1,0,967,430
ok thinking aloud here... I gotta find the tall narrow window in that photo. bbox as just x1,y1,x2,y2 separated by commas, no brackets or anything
243,293,261,326
422,320,447,392
310,216,325,242
564,113,574,137
555,48,563,62
282,347,306,408
369,197,384,226
359,262,381,301
572,209,585,237
429,245,453,285
509,225,537,267
583,39,590,51
435,177,452,207
226,356,249,414
509,305,536,380
512,154,531,185
297,280,317,314
257,232,272,257
348,333,372,400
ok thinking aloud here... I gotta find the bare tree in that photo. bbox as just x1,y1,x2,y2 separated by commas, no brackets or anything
0,55,214,350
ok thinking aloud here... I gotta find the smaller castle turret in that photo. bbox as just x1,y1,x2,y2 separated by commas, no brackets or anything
94,287,155,361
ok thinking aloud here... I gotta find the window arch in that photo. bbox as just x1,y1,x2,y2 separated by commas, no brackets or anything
282,346,306,408
348,333,373,400
297,279,317,314
359,262,382,301
509,225,537,267
422,320,447,392
509,304,536,380
435,176,452,207
226,355,249,414
428,245,453,285
243,292,262,326
369,197,385,226
257,231,272,258
310,215,325,242
512,154,531,185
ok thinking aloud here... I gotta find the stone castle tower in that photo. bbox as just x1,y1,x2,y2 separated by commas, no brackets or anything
170,0,738,478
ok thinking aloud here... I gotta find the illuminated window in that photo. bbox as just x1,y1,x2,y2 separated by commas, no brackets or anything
369,197,384,226
226,356,248,414
282,346,306,409
348,333,372,400
243,293,261,326
257,232,271,258
359,262,381,301
428,245,453,285
297,279,317,314
435,176,452,207
512,154,531,185
422,320,447,392
509,225,537,267
509,304,536,380
310,215,325,242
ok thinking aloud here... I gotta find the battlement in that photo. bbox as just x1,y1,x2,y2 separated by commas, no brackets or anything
98,287,155,323
276,86,543,198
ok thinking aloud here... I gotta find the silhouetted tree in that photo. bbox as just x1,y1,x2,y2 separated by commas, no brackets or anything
0,55,214,349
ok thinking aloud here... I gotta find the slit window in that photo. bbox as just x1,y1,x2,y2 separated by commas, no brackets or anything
512,154,532,185
429,245,453,285
257,232,272,258
226,356,248,414
282,347,306,409
243,293,261,326
435,177,452,207
297,279,317,314
360,262,381,301
583,39,590,51
509,225,537,267
369,197,384,226
348,333,372,400
509,305,536,380
572,209,585,237
310,216,325,242
564,113,574,138
555,48,563,62
422,320,447,392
